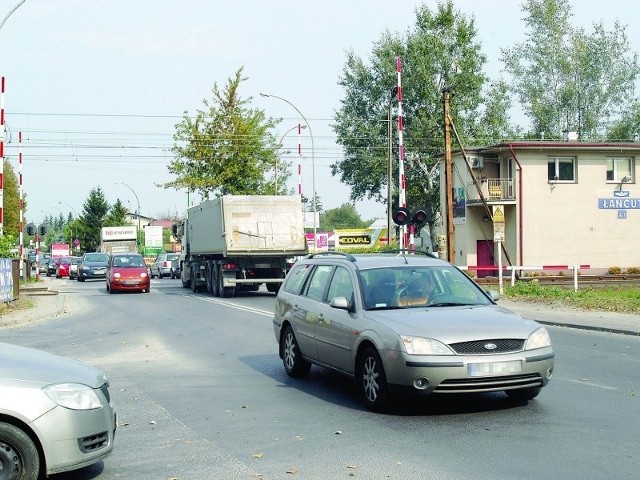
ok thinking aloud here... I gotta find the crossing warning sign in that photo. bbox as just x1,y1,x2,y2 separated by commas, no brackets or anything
492,205,505,223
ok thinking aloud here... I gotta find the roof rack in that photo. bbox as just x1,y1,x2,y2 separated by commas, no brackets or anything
381,249,438,258
306,251,357,262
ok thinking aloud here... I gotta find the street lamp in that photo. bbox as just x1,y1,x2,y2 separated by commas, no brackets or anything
58,201,79,251
115,181,141,239
276,124,306,195
260,92,317,251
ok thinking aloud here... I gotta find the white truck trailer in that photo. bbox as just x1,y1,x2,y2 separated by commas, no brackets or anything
100,226,138,254
176,195,308,297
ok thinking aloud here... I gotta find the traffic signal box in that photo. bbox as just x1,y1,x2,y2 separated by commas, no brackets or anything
392,207,430,227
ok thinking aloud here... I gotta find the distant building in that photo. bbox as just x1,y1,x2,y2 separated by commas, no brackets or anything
438,141,639,275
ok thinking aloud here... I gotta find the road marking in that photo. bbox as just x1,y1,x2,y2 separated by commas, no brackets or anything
184,294,273,317
560,377,618,391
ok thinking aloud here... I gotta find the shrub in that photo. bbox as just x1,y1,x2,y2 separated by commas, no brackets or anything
626,267,640,274
608,266,622,275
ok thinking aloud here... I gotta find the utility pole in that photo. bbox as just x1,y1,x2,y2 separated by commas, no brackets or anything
443,88,454,263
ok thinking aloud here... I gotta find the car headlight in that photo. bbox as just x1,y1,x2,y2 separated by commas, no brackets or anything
43,383,103,410
400,336,455,355
525,327,552,350
140,272,148,278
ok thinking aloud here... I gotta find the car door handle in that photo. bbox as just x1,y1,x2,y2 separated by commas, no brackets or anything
317,314,325,323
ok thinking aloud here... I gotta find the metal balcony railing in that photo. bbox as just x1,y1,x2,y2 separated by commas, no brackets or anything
467,178,516,203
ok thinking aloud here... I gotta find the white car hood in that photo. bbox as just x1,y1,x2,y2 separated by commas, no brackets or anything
0,342,107,388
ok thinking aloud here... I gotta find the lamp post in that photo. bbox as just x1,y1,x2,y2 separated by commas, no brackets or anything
276,124,306,195
58,201,79,251
115,181,141,246
260,92,317,252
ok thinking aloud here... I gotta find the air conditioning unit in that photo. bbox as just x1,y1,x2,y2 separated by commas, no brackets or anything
470,156,483,169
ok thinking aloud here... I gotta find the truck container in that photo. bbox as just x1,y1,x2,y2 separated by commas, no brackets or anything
177,195,308,297
100,226,138,254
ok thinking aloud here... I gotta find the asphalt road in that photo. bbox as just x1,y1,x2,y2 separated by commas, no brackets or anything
3,277,640,479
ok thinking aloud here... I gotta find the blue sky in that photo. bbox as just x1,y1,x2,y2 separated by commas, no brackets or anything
2,0,637,225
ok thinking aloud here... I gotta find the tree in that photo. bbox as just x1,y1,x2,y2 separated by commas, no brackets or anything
332,1,508,248
165,67,285,199
2,159,22,236
103,199,129,227
78,188,110,253
501,0,640,139
320,203,374,231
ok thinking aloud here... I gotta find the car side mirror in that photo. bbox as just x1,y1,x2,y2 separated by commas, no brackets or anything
330,296,352,311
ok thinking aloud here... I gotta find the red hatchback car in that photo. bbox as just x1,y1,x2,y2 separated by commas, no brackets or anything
55,256,74,278
106,253,150,293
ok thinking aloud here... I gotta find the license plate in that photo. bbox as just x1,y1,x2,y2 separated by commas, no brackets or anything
122,280,139,285
468,360,522,377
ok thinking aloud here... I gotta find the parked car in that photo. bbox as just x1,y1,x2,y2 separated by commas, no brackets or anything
46,257,59,277
149,253,180,279
273,251,554,412
169,257,181,279
77,252,110,282
0,341,116,478
69,256,82,280
106,253,150,293
55,256,74,278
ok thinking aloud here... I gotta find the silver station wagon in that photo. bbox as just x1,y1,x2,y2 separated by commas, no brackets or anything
273,251,554,412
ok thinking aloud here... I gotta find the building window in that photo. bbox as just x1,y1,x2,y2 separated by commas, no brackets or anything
548,157,576,182
606,157,634,183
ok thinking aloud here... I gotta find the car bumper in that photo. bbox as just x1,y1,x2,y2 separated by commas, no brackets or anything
110,279,150,292
78,270,107,279
382,347,554,397
32,387,117,475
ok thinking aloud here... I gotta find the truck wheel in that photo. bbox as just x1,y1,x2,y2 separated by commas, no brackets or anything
191,267,199,292
0,422,41,480
211,263,219,297
205,262,213,294
217,268,234,298
181,268,189,288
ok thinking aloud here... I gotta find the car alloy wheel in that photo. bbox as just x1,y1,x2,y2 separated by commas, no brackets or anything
359,347,392,412
282,326,310,377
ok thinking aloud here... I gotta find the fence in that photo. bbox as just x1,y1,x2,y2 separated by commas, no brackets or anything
459,264,592,293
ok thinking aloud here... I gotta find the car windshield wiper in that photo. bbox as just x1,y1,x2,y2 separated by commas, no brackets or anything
428,301,478,307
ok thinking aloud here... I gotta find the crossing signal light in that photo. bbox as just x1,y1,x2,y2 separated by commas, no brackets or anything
392,207,431,227
392,207,410,226
410,207,430,226
38,225,48,236
26,223,36,235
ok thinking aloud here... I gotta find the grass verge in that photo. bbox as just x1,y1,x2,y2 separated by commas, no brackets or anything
504,283,640,314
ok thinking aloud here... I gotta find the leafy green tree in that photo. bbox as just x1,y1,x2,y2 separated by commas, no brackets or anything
0,233,18,258
77,188,110,253
609,102,640,141
165,67,285,199
320,203,374,231
332,1,508,248
103,199,129,227
501,0,640,139
2,159,22,236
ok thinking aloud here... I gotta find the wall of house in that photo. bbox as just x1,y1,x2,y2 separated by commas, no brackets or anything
519,150,639,270
440,147,639,271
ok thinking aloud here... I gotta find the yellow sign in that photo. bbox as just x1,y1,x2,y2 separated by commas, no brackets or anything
492,205,505,223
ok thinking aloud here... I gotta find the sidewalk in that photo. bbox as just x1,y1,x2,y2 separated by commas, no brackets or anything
499,298,640,336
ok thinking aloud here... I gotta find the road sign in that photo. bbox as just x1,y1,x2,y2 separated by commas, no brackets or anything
492,205,505,223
